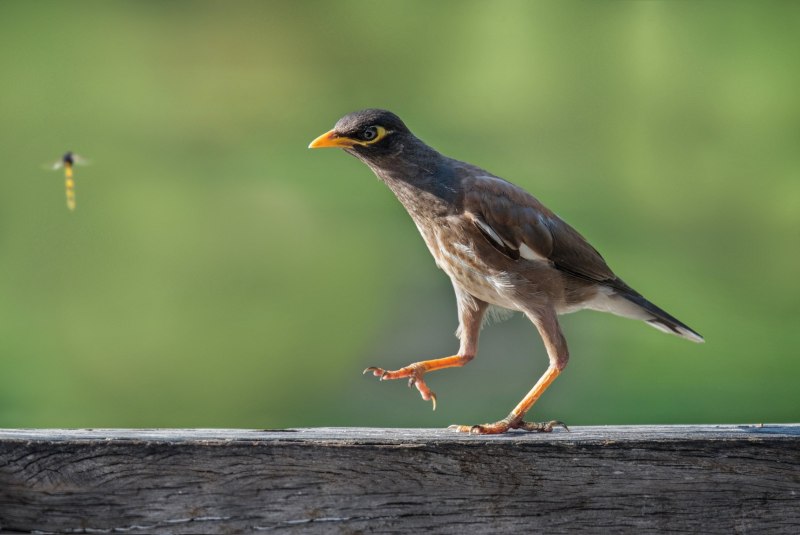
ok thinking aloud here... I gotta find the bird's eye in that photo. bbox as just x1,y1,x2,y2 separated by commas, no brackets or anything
362,126,378,141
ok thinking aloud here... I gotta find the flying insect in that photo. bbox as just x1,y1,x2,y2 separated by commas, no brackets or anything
47,151,89,211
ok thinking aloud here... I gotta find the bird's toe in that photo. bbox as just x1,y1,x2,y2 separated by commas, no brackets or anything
448,422,510,435
363,366,388,379
448,418,568,435
515,420,570,433
362,364,438,409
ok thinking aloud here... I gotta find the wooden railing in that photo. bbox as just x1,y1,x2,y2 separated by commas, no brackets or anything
1,425,798,533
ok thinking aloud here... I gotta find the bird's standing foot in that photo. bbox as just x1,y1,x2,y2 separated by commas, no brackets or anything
364,364,437,410
449,417,568,435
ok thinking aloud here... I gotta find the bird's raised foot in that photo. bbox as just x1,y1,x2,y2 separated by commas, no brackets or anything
363,365,437,410
449,419,569,435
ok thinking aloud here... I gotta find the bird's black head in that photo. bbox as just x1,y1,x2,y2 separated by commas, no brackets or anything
308,109,412,158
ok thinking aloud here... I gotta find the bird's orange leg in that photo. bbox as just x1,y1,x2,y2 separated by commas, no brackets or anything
365,290,488,410
449,365,567,434
451,308,570,434
364,355,472,410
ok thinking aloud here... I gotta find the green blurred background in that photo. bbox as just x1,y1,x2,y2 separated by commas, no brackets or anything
0,1,797,428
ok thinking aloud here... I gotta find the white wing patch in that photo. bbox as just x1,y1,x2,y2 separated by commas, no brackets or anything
472,213,550,264
519,243,549,262
473,218,508,249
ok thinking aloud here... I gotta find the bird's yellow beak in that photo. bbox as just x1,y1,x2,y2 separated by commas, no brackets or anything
308,129,356,149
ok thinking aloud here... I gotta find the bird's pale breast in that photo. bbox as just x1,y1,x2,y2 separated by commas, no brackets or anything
416,216,522,309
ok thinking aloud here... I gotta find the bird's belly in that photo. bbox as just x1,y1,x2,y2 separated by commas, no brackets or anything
429,232,519,308
447,263,514,307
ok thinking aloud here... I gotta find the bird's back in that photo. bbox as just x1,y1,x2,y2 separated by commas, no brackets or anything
430,159,703,342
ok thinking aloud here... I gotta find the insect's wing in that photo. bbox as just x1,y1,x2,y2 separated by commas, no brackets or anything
71,154,91,166
43,160,63,171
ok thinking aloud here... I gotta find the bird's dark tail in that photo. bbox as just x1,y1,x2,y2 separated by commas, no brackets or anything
621,291,705,343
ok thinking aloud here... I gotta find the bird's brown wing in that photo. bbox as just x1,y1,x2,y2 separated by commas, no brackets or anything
462,173,619,286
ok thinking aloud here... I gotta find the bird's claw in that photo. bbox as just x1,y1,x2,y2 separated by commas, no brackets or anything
363,366,387,380
363,364,437,410
449,419,569,435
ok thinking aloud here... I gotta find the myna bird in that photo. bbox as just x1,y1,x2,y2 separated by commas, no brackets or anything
309,109,703,434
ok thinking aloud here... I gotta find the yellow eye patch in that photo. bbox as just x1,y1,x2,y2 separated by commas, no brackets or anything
353,126,390,146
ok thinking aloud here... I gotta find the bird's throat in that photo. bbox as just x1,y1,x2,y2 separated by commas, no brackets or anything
352,145,460,219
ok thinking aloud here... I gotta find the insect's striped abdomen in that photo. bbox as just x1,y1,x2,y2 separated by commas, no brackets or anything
65,163,76,211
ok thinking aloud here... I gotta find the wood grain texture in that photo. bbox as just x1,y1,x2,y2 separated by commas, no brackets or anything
1,425,798,534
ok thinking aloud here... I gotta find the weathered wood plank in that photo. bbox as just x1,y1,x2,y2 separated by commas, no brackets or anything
1,425,798,534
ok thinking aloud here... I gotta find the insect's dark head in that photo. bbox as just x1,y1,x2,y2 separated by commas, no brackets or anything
62,152,74,165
